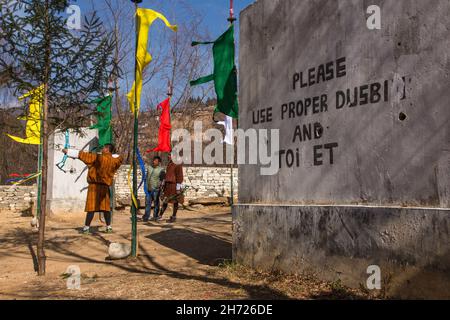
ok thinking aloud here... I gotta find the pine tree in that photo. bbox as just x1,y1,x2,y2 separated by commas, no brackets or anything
0,0,117,275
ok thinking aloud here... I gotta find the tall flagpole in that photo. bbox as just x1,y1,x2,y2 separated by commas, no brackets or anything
228,0,236,206
228,0,236,23
108,81,116,225
36,122,43,219
167,80,172,161
131,0,141,258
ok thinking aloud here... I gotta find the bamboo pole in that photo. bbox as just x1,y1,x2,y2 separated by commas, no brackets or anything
229,0,236,206
36,133,43,219
131,0,139,257
36,0,51,276
108,81,116,225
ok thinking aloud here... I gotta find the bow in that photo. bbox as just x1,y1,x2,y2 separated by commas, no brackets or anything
56,130,70,173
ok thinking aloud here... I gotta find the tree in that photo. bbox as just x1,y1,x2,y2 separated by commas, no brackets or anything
83,0,214,163
0,0,116,275
100,0,134,162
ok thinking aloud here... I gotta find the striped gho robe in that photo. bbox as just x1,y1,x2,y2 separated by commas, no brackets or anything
162,161,184,204
67,150,123,212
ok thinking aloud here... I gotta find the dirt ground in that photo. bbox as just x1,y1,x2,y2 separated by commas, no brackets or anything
0,206,368,300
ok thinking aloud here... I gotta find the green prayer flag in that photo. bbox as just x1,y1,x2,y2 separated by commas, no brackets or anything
190,25,239,119
90,95,113,146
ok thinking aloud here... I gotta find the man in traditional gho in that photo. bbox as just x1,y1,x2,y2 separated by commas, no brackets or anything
63,144,123,234
159,153,184,223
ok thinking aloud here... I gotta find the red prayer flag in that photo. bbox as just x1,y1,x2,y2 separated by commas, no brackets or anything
148,98,172,153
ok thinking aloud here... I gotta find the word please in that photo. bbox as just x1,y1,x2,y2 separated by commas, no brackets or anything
292,57,347,91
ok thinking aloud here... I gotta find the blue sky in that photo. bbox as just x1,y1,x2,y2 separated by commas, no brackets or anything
1,1,256,107
78,0,254,39
74,0,255,108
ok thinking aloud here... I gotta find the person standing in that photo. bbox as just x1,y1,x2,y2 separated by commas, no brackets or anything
159,153,183,223
142,156,165,222
63,144,123,234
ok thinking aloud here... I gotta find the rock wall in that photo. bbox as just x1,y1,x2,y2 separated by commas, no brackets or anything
0,166,237,213
114,165,238,207
0,185,36,213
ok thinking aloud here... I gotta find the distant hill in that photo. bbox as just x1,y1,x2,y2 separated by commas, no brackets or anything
0,102,234,184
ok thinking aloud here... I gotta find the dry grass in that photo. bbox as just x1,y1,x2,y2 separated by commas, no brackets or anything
216,260,372,300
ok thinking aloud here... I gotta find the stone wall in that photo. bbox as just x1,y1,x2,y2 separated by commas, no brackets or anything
114,165,238,206
0,166,238,213
0,185,36,213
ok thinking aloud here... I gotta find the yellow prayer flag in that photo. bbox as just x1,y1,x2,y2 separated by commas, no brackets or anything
7,84,44,145
128,8,177,114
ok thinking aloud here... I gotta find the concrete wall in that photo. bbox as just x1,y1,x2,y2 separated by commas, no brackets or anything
236,0,450,298
233,204,450,298
47,128,98,215
239,0,450,207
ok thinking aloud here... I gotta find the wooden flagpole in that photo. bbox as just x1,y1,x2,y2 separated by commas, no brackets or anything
228,0,236,206
130,0,142,258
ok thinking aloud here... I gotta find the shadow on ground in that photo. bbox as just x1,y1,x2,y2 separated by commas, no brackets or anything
147,228,231,266
0,221,293,299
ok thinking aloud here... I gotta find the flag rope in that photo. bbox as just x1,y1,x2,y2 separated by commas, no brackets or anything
11,172,42,185
127,165,139,209
127,148,149,210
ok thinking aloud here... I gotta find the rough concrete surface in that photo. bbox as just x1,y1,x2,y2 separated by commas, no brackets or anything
233,205,450,298
236,0,450,298
238,0,450,207
47,128,99,215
